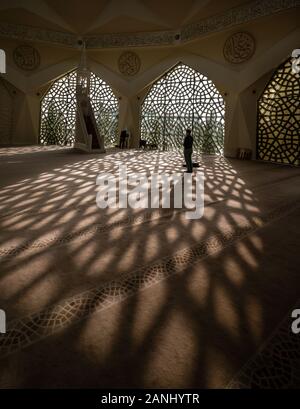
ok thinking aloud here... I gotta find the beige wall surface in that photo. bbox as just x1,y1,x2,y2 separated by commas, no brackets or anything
0,8,299,156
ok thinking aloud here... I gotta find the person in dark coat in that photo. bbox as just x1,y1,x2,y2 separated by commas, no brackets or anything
183,129,193,173
119,129,127,149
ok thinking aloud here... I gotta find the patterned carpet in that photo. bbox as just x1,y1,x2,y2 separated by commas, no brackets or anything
228,300,300,389
0,146,299,388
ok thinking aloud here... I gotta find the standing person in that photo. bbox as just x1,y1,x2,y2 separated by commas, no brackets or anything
183,129,193,173
124,128,130,148
119,129,127,149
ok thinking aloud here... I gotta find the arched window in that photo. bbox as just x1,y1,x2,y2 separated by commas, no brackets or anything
257,58,300,166
40,71,119,147
141,63,225,154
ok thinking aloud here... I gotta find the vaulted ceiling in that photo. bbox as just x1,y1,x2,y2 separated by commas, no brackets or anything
0,0,251,35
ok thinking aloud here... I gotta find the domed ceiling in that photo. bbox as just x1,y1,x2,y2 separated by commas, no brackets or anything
0,0,298,48
0,0,250,35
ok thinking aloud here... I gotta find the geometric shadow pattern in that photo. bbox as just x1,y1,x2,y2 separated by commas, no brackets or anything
1,198,299,359
141,63,225,154
257,58,300,166
40,71,119,147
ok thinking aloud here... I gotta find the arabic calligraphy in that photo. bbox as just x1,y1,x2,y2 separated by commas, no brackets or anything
13,45,40,71
118,51,141,76
223,32,255,64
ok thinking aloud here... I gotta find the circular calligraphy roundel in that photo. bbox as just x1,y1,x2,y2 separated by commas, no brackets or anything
223,32,255,64
13,45,40,71
118,51,141,76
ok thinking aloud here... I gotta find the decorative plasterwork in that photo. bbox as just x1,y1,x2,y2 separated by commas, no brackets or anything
180,0,300,42
223,32,256,64
13,45,41,70
0,22,78,48
0,0,299,49
118,51,141,76
86,0,300,48
86,30,177,49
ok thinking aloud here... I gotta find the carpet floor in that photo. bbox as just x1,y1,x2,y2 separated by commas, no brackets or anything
0,146,299,388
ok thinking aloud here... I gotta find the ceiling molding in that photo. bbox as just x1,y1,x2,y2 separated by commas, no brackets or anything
85,30,178,48
0,0,299,49
0,22,78,48
181,0,300,42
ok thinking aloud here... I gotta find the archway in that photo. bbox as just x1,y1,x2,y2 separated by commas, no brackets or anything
40,70,119,147
257,58,300,166
141,63,225,154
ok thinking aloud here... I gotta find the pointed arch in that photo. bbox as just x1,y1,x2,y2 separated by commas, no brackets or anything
40,70,119,147
141,63,225,154
257,57,300,166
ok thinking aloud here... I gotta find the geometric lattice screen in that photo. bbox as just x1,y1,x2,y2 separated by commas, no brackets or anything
40,70,119,147
257,58,300,166
141,63,225,154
